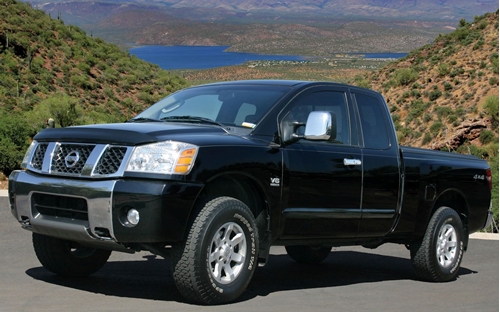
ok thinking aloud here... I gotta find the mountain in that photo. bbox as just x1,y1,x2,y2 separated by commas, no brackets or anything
27,0,497,56
31,0,499,21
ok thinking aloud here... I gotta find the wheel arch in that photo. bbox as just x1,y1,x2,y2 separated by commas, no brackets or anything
194,173,271,261
431,189,470,249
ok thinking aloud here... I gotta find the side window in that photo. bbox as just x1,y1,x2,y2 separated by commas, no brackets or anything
285,91,350,145
355,93,390,149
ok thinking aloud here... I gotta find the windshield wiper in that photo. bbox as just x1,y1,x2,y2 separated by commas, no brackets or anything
127,117,160,123
160,116,226,128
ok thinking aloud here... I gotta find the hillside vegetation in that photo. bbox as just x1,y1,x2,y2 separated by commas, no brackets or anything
357,12,499,151
0,0,187,174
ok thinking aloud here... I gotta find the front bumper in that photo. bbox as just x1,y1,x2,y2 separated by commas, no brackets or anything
8,170,203,251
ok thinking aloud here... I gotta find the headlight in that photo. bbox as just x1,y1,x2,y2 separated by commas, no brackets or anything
21,141,37,169
126,141,198,175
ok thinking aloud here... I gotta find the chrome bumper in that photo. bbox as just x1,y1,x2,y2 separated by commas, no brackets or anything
8,170,125,250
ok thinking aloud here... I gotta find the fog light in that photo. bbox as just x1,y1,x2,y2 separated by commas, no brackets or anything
126,209,140,226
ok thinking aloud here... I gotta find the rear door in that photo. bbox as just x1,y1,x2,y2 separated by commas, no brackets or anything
352,90,402,237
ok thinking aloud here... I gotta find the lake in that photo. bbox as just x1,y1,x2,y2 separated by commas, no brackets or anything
129,45,305,70
129,45,407,70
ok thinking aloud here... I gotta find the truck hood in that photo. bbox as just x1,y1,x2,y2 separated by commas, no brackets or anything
34,122,229,145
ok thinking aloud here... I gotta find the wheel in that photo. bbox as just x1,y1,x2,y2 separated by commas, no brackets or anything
32,233,111,277
171,197,259,304
285,245,331,264
410,207,465,282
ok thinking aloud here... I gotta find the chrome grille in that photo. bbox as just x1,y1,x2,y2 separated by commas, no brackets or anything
28,142,130,178
51,144,94,175
94,146,127,175
32,143,48,170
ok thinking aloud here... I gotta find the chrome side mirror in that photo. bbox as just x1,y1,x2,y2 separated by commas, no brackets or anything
304,111,337,141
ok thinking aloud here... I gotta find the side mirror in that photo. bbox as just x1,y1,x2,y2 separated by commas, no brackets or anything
304,111,337,141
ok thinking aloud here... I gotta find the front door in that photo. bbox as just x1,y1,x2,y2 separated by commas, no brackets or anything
280,86,363,239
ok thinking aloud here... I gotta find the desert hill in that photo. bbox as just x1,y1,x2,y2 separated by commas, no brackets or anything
359,11,498,153
0,0,187,174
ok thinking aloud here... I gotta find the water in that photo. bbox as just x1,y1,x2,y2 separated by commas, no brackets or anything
129,45,305,70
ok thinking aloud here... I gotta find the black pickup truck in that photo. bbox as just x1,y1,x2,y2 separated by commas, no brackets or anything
8,80,493,304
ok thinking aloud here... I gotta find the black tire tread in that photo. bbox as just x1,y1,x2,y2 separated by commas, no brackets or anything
171,196,258,304
411,207,463,282
32,233,111,277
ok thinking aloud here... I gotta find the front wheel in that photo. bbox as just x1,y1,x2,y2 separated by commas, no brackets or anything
410,207,465,282
171,197,259,304
32,233,111,277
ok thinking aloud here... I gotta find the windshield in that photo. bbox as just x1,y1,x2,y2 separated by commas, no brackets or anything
132,84,290,129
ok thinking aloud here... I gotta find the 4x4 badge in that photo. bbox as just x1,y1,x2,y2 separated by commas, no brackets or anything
65,150,80,168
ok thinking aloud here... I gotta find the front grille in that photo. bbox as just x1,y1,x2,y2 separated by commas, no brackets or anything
32,193,88,221
32,143,48,170
28,142,129,177
94,146,127,175
51,144,94,175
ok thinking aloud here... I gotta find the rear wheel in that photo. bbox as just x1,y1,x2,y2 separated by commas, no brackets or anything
410,207,465,282
285,245,331,264
32,233,111,277
171,197,259,304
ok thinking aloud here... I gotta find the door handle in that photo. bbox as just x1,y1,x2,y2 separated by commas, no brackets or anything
344,158,362,166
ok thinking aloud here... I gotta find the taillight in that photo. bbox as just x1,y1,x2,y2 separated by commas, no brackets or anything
486,168,492,191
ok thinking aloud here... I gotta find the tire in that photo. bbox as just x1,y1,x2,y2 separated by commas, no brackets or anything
32,233,111,277
410,207,465,282
285,245,331,264
171,197,259,305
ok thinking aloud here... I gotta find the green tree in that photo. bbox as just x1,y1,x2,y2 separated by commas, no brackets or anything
33,93,83,128
0,110,32,174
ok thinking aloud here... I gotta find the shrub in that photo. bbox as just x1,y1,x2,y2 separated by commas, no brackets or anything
428,89,442,101
411,89,421,98
449,67,465,77
443,81,453,91
430,121,444,136
30,93,83,128
0,111,32,174
479,130,496,144
437,63,450,76
483,95,499,128
406,100,429,121
422,132,432,145
394,68,419,86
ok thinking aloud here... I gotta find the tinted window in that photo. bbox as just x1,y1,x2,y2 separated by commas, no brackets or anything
355,93,390,149
285,91,350,145
135,85,289,129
